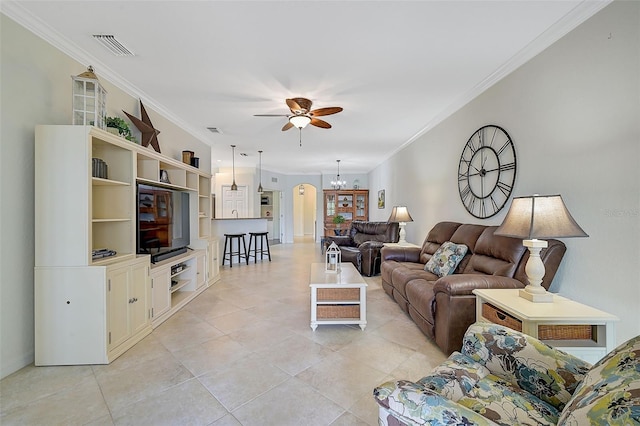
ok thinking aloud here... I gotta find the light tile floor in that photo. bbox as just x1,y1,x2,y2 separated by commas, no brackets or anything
0,238,447,425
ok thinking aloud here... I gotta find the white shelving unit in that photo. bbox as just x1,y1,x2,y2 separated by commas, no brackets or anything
34,125,213,365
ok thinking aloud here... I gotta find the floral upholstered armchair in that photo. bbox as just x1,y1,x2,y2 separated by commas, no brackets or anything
374,322,640,426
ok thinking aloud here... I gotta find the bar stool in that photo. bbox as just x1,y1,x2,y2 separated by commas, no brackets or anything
222,233,248,267
247,232,271,263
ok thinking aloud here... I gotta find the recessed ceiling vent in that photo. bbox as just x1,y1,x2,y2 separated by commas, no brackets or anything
92,35,135,56
207,127,223,134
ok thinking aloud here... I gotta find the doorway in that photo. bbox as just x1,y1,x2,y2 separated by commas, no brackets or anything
293,183,317,243
221,185,247,218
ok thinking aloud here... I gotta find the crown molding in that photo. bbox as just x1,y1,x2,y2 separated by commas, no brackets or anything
1,1,213,146
386,0,613,163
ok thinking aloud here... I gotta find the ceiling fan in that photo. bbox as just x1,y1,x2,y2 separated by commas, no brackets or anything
255,97,343,132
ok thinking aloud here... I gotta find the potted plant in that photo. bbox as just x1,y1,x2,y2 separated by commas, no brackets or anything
105,116,138,143
332,214,346,229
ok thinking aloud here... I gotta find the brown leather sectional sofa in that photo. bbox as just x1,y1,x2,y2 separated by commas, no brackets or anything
381,221,566,354
325,221,399,276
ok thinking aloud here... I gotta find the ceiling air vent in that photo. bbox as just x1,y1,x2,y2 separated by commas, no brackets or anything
207,127,223,134
92,35,135,56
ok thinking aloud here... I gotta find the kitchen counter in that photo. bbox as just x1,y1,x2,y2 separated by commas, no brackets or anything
211,217,268,241
213,217,264,220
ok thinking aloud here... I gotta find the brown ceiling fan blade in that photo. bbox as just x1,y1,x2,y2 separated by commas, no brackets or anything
254,114,289,117
310,118,332,129
287,97,312,114
286,98,302,113
281,121,294,131
310,107,343,117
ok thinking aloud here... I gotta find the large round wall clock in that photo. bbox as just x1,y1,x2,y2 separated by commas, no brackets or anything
458,125,517,219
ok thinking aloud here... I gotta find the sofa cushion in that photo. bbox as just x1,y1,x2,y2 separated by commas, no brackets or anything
391,264,436,299
462,323,591,411
424,241,468,277
374,379,499,426
417,352,491,400
463,227,527,277
406,279,437,324
419,221,461,264
557,335,640,425
458,374,560,425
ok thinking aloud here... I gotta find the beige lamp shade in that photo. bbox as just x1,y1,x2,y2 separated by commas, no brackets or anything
387,206,414,223
494,195,588,239
495,194,587,303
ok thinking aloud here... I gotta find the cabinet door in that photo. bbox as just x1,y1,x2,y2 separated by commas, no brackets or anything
130,261,150,335
324,190,336,221
107,266,130,350
208,239,220,284
354,191,368,220
151,267,171,319
196,252,206,289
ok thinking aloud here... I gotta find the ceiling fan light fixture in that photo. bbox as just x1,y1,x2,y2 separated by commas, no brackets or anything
289,115,311,129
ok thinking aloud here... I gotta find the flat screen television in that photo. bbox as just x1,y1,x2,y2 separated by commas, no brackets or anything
137,183,190,263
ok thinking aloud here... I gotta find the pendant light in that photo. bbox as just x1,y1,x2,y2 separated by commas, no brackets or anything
230,144,238,191
257,150,263,193
331,160,347,189
299,184,305,195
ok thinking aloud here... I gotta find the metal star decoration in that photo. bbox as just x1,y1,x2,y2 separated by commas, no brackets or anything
123,100,161,152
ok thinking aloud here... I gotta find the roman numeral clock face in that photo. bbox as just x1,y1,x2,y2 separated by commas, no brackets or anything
458,125,516,218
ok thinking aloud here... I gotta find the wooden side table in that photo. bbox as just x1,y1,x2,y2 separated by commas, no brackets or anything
309,263,367,331
473,289,619,364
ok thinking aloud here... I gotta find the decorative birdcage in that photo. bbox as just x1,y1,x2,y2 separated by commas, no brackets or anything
72,66,107,129
325,241,341,273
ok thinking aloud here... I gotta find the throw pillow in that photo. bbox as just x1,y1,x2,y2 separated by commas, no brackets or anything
557,335,640,425
424,241,468,277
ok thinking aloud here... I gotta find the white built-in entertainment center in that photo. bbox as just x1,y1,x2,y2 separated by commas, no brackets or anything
34,125,219,365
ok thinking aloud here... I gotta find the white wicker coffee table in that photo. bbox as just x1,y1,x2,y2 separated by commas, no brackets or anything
309,262,367,330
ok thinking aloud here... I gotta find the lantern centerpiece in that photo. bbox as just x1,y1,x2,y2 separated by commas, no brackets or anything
325,241,342,273
72,66,107,129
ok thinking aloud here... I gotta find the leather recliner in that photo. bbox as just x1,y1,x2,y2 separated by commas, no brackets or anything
381,221,566,354
325,221,400,276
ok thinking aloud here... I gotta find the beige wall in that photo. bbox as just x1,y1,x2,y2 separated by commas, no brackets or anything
0,14,211,378
369,1,640,344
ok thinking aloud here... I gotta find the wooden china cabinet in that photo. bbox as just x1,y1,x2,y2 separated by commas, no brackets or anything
323,189,369,237
138,187,173,249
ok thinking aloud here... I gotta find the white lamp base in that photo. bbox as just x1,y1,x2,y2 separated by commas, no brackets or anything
398,222,407,244
520,239,554,303
519,288,554,302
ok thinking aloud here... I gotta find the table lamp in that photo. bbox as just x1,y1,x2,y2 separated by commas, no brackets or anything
388,206,414,245
494,194,588,302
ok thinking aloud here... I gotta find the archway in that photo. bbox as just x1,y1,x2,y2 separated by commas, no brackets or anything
292,183,317,243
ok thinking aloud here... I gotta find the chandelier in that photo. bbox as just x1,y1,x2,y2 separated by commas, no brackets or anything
331,160,347,189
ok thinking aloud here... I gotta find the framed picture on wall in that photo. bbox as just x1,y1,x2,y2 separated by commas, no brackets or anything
378,189,385,209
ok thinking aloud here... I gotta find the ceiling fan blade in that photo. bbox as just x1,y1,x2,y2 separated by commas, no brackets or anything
309,107,343,117
310,118,332,129
287,97,313,114
286,98,302,113
254,114,289,117
281,121,294,131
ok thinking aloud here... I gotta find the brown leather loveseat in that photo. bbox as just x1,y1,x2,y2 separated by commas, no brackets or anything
325,221,400,276
381,221,566,354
